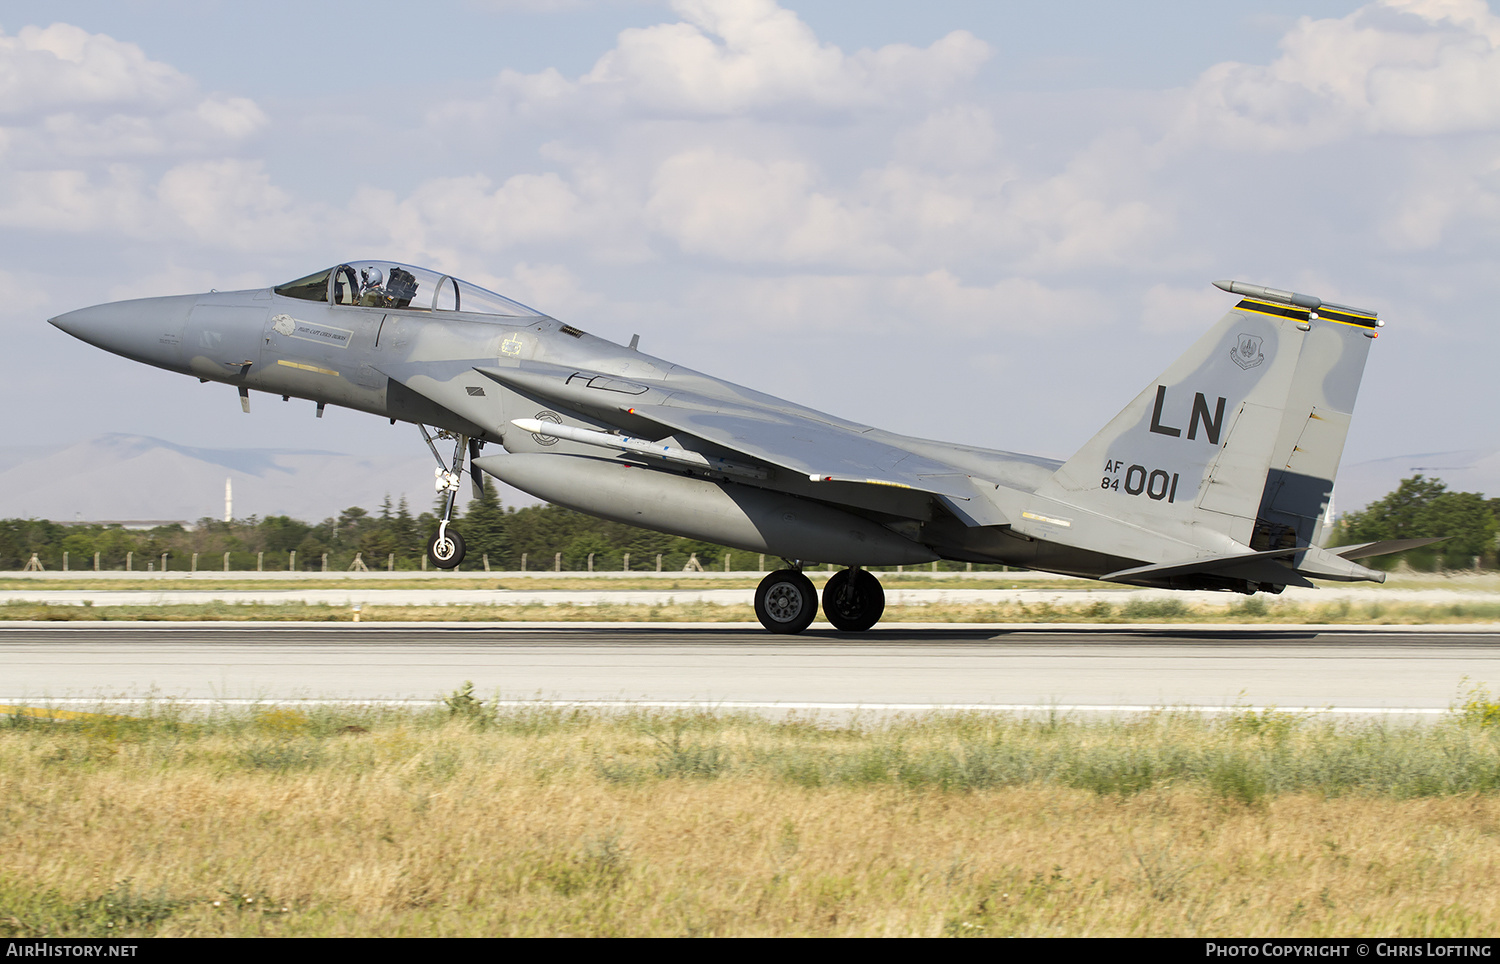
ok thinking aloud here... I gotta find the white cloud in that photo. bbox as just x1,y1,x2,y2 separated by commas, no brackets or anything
996,135,1174,274
640,132,1171,275
8,0,1498,463
1137,2,1500,258
342,165,654,273
892,104,1002,173
1140,283,1233,334
0,23,266,160
155,159,307,248
351,173,586,256
0,24,189,115
470,0,988,122
683,270,1112,336
0,159,315,252
485,262,606,320
1175,0,1500,149
588,0,987,114
104,263,271,303
645,148,903,266
418,3,1170,279
0,166,151,233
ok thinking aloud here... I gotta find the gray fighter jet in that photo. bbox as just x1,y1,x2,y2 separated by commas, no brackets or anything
50,261,1429,633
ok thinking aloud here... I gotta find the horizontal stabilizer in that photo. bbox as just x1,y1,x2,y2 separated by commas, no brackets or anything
1100,547,1299,583
1291,544,1387,583
1103,541,1393,587
1331,537,1447,561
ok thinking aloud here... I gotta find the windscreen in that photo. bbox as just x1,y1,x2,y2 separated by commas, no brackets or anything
275,261,543,319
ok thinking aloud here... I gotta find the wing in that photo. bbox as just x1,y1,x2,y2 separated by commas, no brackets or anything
619,402,974,497
468,362,1004,516
374,356,1003,520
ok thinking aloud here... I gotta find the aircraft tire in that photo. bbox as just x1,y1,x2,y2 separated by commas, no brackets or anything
427,528,466,569
754,569,818,635
821,568,885,632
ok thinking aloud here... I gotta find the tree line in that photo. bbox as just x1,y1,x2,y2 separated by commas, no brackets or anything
1333,475,1500,571
0,480,743,573
1,474,1496,573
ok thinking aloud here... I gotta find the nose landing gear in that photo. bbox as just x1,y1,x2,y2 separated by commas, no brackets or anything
420,425,482,570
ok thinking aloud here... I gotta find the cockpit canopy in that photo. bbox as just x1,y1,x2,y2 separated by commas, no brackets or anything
274,261,543,319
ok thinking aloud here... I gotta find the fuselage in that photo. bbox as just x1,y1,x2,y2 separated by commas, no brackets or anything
51,261,1391,597
50,276,1098,573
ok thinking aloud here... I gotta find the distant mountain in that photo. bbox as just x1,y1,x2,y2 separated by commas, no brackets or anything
0,434,537,524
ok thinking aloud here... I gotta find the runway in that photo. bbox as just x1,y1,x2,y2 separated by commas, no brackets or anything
2,624,1497,715
4,585,1498,608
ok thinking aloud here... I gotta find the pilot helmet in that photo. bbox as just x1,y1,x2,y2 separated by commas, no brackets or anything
362,266,384,288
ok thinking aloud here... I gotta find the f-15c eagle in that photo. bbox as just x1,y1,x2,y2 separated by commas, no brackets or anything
51,262,1428,633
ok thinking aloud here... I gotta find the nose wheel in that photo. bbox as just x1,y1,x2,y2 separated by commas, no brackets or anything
754,569,818,634
427,521,466,570
821,568,885,632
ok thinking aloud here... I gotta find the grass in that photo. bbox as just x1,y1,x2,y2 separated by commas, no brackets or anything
3,697,1500,936
7,596,1500,623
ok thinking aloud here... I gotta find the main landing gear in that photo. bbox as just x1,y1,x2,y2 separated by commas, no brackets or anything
420,425,483,570
753,565,886,635
754,568,818,634
821,567,885,633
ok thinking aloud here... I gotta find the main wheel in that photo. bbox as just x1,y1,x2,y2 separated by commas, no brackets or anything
427,527,466,569
821,568,885,632
754,569,818,635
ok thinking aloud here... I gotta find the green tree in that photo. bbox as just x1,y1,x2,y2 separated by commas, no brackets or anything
462,478,509,566
260,515,311,554
1340,475,1498,570
0,492,752,573
393,497,421,559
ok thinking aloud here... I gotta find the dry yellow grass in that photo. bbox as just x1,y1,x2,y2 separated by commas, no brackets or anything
2,707,1500,936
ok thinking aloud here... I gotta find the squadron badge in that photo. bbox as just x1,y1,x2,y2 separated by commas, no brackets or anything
1230,333,1264,370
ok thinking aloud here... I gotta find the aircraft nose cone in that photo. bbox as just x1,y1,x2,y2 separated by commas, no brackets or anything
49,295,193,367
51,302,139,350
47,313,81,338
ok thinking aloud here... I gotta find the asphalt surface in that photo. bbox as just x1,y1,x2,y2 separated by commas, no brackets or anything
2,624,1497,714
5,586,1497,608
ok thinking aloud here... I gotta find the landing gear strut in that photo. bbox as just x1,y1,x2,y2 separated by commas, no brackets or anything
821,567,885,632
754,567,818,635
420,425,482,570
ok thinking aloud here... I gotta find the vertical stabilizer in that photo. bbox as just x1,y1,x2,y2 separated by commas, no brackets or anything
1035,283,1379,555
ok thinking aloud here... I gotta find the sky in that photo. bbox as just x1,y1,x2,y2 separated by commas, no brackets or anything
2,0,1495,483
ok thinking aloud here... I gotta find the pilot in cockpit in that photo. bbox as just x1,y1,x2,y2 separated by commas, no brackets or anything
358,267,386,307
